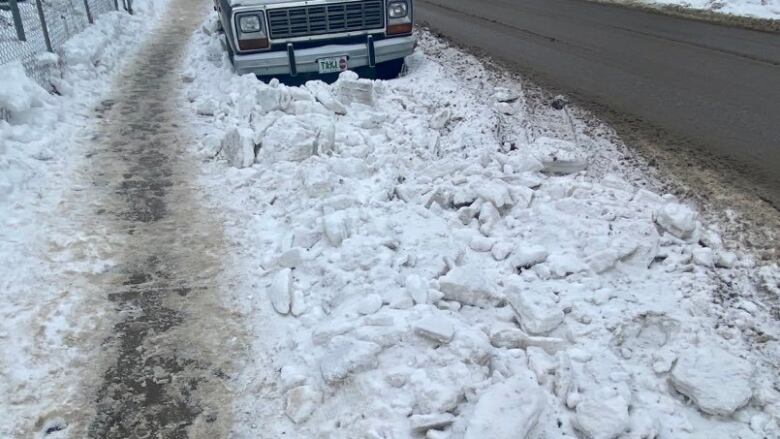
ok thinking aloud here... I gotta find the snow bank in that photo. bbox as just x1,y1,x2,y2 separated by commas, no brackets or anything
0,62,53,119
0,0,167,436
609,0,780,19
184,20,780,439
610,0,780,20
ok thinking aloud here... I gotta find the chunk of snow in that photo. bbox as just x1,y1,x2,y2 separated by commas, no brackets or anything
410,413,456,432
220,127,255,168
195,98,218,116
489,327,566,354
306,81,347,115
496,102,515,115
493,87,520,103
692,247,714,267
276,247,305,268
632,189,664,206
322,211,351,246
289,86,315,102
478,201,501,234
384,288,415,309
269,269,293,315
573,393,630,439
531,137,588,175
510,245,549,270
285,385,322,423
409,368,463,414
291,290,306,316
464,373,546,439
491,242,513,261
504,155,544,173
510,185,534,208
586,248,621,274
406,274,429,305
715,251,738,269
312,321,354,346
469,236,495,252
257,85,292,113
527,347,556,383
506,285,564,335
320,338,382,384
335,71,374,106
438,265,500,308
356,293,383,315
670,346,753,416
476,180,513,208
415,315,455,343
258,114,334,163
280,364,307,389
547,252,588,278
654,202,698,240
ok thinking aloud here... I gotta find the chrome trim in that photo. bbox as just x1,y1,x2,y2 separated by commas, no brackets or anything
263,0,372,10
271,29,384,44
232,35,416,76
266,0,384,40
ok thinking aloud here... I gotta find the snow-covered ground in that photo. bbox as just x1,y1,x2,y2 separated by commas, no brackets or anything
0,0,167,436
3,1,780,437
608,0,780,19
183,16,780,439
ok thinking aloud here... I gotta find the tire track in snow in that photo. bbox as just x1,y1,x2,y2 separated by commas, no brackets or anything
78,0,245,437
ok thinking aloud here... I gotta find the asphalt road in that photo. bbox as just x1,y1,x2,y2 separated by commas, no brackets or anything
416,0,780,206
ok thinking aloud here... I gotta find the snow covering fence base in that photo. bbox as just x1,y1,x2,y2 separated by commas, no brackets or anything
0,0,120,93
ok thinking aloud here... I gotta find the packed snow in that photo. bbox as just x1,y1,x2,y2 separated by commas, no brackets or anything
182,15,780,439
608,0,780,19
0,0,167,436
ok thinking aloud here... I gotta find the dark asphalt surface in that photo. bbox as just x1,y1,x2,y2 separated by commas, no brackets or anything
416,0,780,205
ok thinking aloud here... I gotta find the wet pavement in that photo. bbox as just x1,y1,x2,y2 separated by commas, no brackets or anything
80,1,243,437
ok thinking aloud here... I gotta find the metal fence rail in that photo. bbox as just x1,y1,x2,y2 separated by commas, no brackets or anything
0,0,132,89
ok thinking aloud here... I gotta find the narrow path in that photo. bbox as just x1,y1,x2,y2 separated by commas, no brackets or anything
76,1,244,437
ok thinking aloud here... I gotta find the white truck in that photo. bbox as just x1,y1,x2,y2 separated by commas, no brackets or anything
215,0,416,79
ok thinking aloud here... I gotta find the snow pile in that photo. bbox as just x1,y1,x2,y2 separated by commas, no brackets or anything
184,22,780,439
610,0,780,19
0,0,167,436
0,62,54,119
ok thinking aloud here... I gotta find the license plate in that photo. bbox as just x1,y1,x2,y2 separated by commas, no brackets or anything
318,56,348,74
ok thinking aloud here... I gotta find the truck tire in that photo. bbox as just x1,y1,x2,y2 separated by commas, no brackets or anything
375,59,405,80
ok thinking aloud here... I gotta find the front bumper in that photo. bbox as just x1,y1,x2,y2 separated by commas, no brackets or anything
232,35,416,77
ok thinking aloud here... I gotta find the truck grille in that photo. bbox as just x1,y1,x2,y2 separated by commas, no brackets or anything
267,0,385,39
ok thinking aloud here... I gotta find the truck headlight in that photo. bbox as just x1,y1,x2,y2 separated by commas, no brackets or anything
234,11,269,51
239,14,262,33
388,1,408,18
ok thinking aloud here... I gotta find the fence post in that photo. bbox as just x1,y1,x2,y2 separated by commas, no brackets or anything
114,0,119,10
35,0,53,52
8,0,26,41
83,0,94,24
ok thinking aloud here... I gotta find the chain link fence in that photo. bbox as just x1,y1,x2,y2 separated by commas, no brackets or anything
1,0,133,87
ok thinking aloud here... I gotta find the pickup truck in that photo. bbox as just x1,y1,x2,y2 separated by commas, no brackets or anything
215,0,416,79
